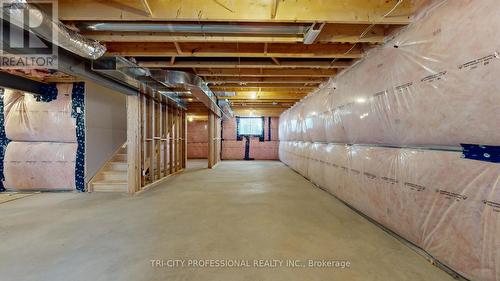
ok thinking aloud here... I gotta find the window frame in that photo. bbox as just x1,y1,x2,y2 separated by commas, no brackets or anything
236,116,265,140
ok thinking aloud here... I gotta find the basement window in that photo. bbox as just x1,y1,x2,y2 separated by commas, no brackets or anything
237,117,264,137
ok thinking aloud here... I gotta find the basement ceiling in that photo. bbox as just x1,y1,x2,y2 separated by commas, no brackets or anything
60,0,424,116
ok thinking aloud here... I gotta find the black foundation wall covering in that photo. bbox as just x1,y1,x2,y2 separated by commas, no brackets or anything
0,88,9,191
72,82,86,192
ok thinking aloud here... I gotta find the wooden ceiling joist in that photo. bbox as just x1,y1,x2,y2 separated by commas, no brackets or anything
211,86,313,92
81,23,397,44
210,83,317,89
104,42,363,58
196,68,336,77
58,0,412,24
206,77,327,84
138,59,351,69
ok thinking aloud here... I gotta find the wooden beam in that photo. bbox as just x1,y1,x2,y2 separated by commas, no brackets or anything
173,42,182,55
271,0,279,19
224,92,306,100
207,111,215,169
211,83,317,89
233,107,287,117
206,77,327,84
196,68,336,77
182,111,187,169
138,59,351,69
104,42,363,58
59,0,412,24
215,87,311,93
317,24,399,43
140,0,153,17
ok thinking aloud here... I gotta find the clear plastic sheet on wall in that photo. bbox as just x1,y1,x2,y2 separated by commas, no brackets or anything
280,141,500,281
4,142,76,190
4,85,76,142
280,0,500,147
279,1,500,280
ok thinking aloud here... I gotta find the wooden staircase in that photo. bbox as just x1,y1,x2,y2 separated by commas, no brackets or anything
89,144,128,192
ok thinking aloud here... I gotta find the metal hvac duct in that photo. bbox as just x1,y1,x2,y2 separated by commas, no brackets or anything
77,22,308,35
1,0,106,59
91,56,186,107
91,56,234,119
149,69,233,119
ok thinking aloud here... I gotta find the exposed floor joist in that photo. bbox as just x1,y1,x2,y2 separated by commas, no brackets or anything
58,0,412,24
196,68,337,77
138,59,351,69
55,0,418,115
104,42,364,58
206,77,328,84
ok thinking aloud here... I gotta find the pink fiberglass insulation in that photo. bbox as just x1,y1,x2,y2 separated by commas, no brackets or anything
4,84,76,142
249,140,279,160
279,0,500,146
4,142,77,191
187,120,208,143
187,120,208,158
280,141,500,281
279,1,500,280
222,118,237,140
221,140,245,160
188,143,208,159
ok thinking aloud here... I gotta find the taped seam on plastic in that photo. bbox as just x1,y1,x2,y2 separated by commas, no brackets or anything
280,140,462,152
461,144,500,163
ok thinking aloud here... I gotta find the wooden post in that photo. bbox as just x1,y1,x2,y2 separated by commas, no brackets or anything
208,111,215,168
182,110,187,169
169,105,174,174
162,103,167,177
149,97,155,183
175,107,180,171
127,95,141,194
156,100,161,180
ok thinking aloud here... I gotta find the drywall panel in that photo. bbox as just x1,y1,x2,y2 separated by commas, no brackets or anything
85,80,127,183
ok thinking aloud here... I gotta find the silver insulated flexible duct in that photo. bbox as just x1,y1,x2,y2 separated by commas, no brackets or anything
1,0,106,59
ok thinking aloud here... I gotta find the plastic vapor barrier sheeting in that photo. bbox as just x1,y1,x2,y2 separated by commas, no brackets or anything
4,85,76,142
4,142,76,190
279,0,500,147
3,84,78,191
279,1,500,281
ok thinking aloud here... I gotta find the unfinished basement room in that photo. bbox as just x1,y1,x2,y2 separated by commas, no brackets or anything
0,0,499,280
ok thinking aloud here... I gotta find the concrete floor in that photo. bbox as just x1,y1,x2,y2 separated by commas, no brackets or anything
0,160,454,281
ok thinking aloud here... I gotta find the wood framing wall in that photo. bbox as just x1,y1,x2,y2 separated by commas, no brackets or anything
127,92,186,194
